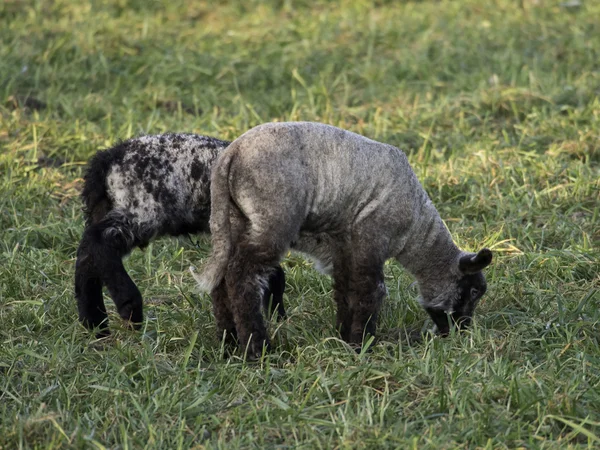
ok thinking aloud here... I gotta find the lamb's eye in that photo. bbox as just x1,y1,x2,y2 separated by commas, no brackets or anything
470,287,480,300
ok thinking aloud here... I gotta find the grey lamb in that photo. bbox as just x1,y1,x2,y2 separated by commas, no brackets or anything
195,122,492,357
75,133,285,338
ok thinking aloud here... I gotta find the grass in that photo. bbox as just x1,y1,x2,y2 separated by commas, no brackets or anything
1,0,599,448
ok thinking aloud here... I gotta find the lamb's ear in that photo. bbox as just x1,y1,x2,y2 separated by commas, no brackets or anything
459,248,492,274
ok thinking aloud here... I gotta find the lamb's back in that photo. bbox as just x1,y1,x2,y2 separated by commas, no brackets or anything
228,122,423,228
100,133,229,234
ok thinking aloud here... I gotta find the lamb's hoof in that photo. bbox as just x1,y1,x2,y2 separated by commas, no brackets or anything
94,327,111,339
119,304,143,329
125,321,143,331
243,336,271,360
349,331,376,353
350,343,363,354
356,341,376,354
219,331,239,359
90,332,114,350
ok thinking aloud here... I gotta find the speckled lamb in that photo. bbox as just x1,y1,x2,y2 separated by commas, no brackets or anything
196,122,492,357
75,133,285,338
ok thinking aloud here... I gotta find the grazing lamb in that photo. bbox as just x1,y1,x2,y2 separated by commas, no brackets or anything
196,122,492,357
75,133,286,338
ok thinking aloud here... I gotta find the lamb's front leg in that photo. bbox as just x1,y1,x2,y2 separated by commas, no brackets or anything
346,237,387,346
332,250,352,342
348,262,386,346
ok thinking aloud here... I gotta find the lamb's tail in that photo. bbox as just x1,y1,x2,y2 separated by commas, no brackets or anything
191,149,236,292
81,147,119,225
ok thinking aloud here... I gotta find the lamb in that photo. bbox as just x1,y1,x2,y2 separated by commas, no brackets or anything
196,122,492,357
75,133,286,338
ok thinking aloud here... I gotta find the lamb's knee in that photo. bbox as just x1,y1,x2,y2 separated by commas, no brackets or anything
227,244,278,287
227,264,271,308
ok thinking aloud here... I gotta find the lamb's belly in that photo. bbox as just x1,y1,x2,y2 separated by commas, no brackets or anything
291,232,334,275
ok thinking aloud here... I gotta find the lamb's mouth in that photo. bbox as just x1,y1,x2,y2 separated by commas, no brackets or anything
425,308,472,337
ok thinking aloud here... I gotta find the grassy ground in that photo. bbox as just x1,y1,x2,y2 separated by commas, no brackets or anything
1,0,599,448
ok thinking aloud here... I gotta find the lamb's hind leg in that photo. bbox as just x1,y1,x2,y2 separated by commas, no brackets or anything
100,254,143,327
75,233,109,337
211,280,237,349
226,237,287,359
76,213,144,334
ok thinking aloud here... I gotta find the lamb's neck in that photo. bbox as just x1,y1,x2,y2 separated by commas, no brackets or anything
395,198,461,284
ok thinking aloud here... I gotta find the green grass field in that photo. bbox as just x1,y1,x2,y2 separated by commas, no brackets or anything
1,0,599,448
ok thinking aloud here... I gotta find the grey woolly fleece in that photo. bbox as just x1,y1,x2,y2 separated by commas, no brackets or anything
198,121,490,319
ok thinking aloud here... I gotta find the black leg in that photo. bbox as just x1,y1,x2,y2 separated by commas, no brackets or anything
99,259,143,327
75,244,109,337
262,265,286,320
75,214,142,335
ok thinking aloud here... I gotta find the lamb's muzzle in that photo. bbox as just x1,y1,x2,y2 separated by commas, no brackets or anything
198,121,492,357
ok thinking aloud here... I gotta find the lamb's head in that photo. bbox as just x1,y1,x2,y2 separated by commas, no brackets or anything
419,248,492,336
